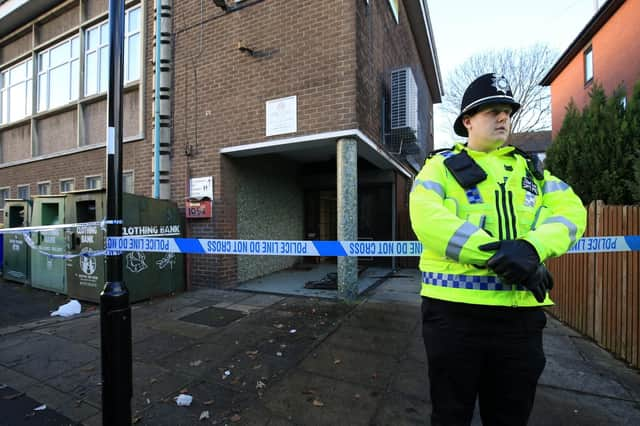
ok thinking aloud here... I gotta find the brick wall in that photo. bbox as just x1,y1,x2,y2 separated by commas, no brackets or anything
168,0,361,285
1,0,435,287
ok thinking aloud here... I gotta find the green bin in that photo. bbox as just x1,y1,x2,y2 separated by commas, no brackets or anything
64,189,106,301
2,199,31,284
30,195,67,294
65,190,185,303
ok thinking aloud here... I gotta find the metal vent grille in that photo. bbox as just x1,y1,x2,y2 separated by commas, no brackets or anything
390,68,418,131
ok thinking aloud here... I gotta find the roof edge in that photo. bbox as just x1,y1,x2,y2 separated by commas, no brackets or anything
540,0,625,86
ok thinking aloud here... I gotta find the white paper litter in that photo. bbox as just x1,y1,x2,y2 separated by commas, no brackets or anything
175,394,193,406
50,300,82,317
199,410,210,420
33,404,47,411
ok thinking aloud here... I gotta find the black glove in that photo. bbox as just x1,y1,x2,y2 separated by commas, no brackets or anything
522,264,554,303
479,240,540,285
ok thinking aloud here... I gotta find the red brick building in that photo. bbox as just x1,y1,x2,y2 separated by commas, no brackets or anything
0,0,442,288
541,0,640,136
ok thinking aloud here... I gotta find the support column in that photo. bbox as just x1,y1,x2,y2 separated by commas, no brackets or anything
337,137,358,301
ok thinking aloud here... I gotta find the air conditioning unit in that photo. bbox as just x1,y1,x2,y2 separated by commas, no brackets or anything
390,67,418,133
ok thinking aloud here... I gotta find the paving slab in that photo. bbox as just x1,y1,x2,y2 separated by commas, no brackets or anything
300,344,398,390
370,391,431,426
0,333,99,381
531,385,640,425
0,384,79,426
3,270,640,426
262,369,382,426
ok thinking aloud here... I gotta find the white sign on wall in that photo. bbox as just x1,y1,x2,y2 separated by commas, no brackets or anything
189,176,213,199
266,96,297,136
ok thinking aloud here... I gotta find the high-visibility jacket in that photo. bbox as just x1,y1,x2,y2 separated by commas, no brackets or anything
409,143,587,307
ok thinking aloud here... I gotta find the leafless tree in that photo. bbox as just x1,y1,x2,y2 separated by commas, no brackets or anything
439,44,557,139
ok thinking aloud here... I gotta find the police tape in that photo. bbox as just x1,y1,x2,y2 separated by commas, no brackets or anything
100,235,640,256
104,238,424,257
0,220,118,235
21,232,106,260
3,223,640,257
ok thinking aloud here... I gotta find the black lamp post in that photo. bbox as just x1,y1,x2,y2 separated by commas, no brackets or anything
100,0,132,424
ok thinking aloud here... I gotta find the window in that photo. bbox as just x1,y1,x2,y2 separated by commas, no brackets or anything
584,46,593,84
0,187,9,210
37,181,51,195
125,6,141,82
84,6,141,96
38,36,80,111
621,96,627,110
17,184,30,200
123,170,134,193
86,175,102,189
388,0,399,23
84,22,109,96
60,178,75,193
0,58,33,124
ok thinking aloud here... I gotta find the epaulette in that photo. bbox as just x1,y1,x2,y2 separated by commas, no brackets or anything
509,145,544,180
427,148,454,159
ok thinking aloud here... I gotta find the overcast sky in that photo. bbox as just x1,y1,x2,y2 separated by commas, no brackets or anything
427,0,601,148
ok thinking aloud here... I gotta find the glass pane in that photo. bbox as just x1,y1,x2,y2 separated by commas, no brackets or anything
100,47,109,92
50,41,70,67
1,71,6,89
49,65,69,108
71,37,79,57
127,33,140,81
71,60,79,100
18,187,29,199
585,50,593,81
87,27,99,50
127,7,140,33
9,62,26,84
101,22,109,45
26,59,33,77
9,82,27,121
38,73,48,111
39,51,48,72
123,172,134,193
85,51,97,95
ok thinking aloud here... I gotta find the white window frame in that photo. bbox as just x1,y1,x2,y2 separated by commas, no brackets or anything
17,184,30,200
0,58,33,124
124,6,142,83
37,35,80,112
84,20,109,96
37,181,52,195
85,175,103,189
388,0,399,23
584,45,593,84
0,186,10,210
123,170,135,193
84,6,141,97
60,178,75,193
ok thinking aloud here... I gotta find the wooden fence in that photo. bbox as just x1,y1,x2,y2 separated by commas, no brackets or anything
547,201,640,368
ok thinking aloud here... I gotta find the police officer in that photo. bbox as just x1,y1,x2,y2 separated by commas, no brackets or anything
409,73,587,425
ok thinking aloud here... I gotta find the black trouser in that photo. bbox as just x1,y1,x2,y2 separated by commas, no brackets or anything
422,297,547,426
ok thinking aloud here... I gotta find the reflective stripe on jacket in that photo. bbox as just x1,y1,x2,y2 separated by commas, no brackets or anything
409,143,587,307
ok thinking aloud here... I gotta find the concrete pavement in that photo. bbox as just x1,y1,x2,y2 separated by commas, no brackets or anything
1,269,640,425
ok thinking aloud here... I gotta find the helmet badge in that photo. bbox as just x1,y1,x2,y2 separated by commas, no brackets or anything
492,74,511,95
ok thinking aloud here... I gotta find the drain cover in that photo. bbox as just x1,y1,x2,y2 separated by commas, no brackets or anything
179,307,246,327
